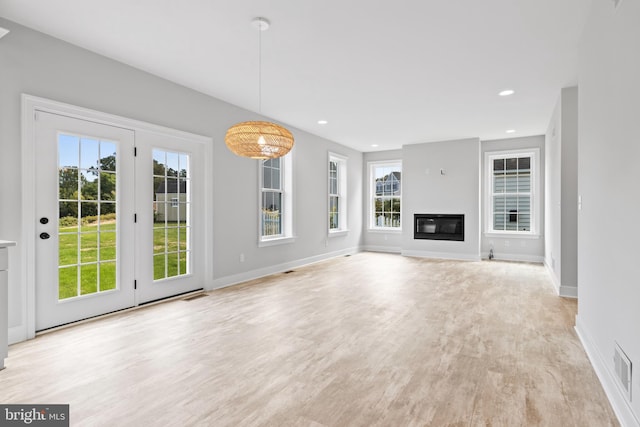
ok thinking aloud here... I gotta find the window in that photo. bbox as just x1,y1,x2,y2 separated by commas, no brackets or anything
259,153,294,245
328,152,348,233
153,149,191,280
485,149,539,234
369,161,402,230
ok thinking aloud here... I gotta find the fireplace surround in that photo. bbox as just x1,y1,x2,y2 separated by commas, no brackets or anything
414,214,464,241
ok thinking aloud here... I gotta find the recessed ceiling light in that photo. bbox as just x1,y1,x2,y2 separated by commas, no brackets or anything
499,89,515,96
317,120,328,125
371,144,379,147
506,129,516,134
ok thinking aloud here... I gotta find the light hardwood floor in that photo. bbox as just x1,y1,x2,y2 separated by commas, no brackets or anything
0,253,618,426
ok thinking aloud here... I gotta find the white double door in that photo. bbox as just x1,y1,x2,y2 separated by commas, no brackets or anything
35,111,204,331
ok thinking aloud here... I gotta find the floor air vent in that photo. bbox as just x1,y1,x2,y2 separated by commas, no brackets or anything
283,270,295,274
614,342,632,401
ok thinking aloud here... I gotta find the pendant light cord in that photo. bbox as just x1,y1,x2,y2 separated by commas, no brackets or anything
258,21,262,114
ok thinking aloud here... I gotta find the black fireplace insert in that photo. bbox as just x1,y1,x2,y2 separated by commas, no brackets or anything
414,214,464,241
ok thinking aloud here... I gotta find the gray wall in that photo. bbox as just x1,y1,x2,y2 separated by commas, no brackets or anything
481,135,545,262
362,149,403,252
545,87,578,297
402,139,481,260
576,0,640,423
0,18,363,340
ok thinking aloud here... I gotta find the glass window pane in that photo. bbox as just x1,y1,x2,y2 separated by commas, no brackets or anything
179,251,188,275
80,263,98,295
59,167,79,200
179,227,188,251
518,157,530,171
518,173,531,192
59,266,78,300
154,228,165,254
391,214,401,228
153,150,166,176
100,141,117,172
179,154,189,178
59,134,80,168
166,152,179,176
80,138,100,169
271,166,280,190
494,176,504,193
101,202,116,216
263,166,272,188
79,202,98,223
504,175,518,193
100,172,116,201
493,158,504,172
100,262,116,291
80,170,98,200
505,158,518,171
100,231,116,261
167,227,179,252
59,233,78,266
80,233,98,263
59,202,78,229
167,253,179,278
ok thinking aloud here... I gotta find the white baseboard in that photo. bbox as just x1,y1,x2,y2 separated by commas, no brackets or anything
362,245,402,254
209,247,360,291
401,250,481,262
575,317,639,427
544,260,578,298
559,285,578,298
484,251,544,263
8,325,27,345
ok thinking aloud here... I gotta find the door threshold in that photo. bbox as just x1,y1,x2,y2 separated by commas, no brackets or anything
36,289,205,336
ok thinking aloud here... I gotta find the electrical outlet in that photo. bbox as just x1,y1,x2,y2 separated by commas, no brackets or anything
504,240,510,247
239,253,245,263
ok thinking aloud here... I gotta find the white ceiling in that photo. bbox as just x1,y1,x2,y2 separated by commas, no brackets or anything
0,0,590,152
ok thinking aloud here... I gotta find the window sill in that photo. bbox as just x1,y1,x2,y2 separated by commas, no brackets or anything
328,229,349,237
484,232,540,240
367,228,402,234
258,236,297,248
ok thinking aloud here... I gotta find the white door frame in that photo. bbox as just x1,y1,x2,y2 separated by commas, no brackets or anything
19,94,213,340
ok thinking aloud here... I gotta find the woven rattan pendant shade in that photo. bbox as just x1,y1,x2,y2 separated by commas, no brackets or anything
225,121,294,159
224,17,294,160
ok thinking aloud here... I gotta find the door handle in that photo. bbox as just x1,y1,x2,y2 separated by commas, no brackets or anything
39,232,50,240
40,217,49,224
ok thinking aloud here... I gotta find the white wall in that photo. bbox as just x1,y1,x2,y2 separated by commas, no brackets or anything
401,139,481,260
361,150,403,253
545,87,578,297
575,1,640,425
0,18,363,342
481,135,545,263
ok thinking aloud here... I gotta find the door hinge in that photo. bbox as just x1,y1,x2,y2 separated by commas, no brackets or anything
134,280,137,290
134,213,137,223
134,146,137,156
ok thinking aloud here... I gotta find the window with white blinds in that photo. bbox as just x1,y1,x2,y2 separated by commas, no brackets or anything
486,150,538,234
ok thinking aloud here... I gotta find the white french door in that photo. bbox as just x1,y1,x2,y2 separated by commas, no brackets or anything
34,110,205,331
35,112,136,330
135,132,204,304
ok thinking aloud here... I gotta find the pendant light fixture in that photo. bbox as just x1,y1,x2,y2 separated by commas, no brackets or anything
225,17,294,160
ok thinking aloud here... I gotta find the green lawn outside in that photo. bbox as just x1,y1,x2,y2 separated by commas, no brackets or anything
58,221,188,300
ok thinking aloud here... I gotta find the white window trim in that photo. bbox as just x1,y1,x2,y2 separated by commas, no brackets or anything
258,152,295,247
484,148,540,237
328,152,348,236
368,160,402,231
